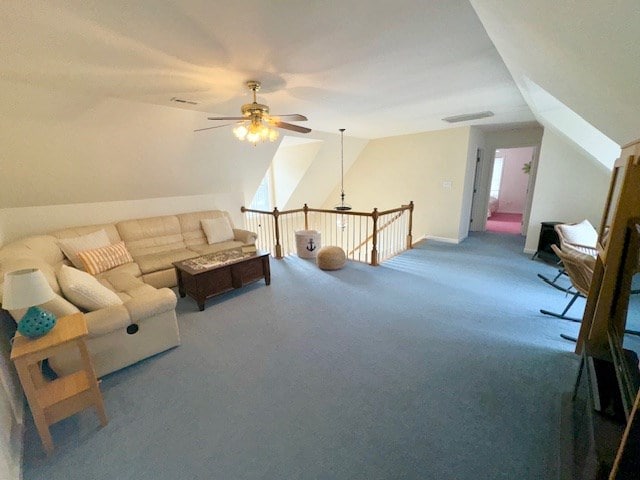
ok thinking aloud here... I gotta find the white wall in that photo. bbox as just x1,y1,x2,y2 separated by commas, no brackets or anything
525,128,610,253
0,192,244,245
323,127,472,243
271,139,322,210
288,131,369,211
0,79,276,211
497,147,532,214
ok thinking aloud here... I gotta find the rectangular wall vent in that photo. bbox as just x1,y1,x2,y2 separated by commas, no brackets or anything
442,111,494,123
170,97,198,105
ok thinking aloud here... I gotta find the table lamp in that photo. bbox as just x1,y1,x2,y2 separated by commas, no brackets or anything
2,268,57,338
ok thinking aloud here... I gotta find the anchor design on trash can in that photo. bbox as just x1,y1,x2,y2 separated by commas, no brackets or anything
306,238,316,252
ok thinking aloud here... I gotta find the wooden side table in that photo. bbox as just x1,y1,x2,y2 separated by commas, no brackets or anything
10,312,107,454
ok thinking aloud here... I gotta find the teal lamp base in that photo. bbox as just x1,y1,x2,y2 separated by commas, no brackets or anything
17,306,57,338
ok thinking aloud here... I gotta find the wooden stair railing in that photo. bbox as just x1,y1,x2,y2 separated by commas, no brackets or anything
347,208,406,258
241,201,413,266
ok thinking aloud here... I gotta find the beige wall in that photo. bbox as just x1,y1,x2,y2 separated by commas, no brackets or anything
323,127,472,242
525,128,610,253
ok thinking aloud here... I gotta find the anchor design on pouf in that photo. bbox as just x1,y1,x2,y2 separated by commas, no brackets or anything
306,238,316,252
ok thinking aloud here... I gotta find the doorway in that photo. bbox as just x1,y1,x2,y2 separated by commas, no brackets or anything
485,146,536,235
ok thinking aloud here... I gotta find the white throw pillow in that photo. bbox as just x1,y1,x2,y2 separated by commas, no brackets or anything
57,265,123,311
201,217,235,244
561,219,597,248
57,230,111,269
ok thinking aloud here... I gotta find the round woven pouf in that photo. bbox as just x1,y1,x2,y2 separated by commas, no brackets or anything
316,246,347,270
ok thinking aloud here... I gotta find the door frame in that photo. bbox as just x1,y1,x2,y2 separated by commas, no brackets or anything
469,144,540,233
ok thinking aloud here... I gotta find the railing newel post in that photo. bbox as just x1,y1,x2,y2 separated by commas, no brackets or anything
371,207,379,266
407,200,414,249
273,206,283,259
303,203,309,230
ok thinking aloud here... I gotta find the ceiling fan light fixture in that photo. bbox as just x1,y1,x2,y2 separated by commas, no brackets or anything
201,80,310,141
233,125,248,140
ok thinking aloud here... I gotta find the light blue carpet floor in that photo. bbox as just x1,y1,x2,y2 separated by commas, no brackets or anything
21,232,640,479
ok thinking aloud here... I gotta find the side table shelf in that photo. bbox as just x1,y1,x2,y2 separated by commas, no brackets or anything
10,312,107,454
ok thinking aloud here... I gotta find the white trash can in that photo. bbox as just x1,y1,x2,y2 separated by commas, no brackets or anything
295,230,321,259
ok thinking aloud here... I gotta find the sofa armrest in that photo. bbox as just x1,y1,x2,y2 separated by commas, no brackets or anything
84,288,176,336
85,305,131,337
233,228,257,245
124,287,177,323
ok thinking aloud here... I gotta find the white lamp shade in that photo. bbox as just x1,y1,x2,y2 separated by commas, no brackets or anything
2,268,56,310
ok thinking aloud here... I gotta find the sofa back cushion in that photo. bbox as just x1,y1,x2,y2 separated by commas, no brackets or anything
178,211,233,248
0,256,62,304
0,236,65,301
0,235,65,267
56,229,111,269
52,224,122,245
116,215,186,258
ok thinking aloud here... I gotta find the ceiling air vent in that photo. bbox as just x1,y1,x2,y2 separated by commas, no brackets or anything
170,97,198,105
442,111,494,123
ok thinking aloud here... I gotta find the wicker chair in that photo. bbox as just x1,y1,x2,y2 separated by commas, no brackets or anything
540,244,594,322
537,220,598,292
540,244,640,341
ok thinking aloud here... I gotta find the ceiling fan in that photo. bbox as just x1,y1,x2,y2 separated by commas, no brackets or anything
195,80,311,143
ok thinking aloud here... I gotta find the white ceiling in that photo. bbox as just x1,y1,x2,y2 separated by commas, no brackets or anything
0,0,535,139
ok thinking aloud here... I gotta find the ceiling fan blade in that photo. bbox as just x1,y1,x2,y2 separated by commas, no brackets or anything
272,121,312,134
194,123,235,132
269,114,308,121
207,116,246,121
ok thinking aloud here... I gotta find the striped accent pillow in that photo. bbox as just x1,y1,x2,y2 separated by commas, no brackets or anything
77,241,134,275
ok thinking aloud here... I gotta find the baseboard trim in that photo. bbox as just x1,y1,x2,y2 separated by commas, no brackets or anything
424,235,461,244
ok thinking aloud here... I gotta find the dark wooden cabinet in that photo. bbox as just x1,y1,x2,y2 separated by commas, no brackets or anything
174,252,270,311
532,221,562,262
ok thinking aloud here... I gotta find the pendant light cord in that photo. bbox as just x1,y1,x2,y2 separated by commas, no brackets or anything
340,128,346,203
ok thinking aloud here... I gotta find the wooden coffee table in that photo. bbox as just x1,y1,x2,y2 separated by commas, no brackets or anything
173,250,270,311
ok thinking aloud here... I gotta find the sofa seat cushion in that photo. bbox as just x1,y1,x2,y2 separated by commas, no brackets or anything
135,248,196,274
188,240,245,255
97,269,148,295
95,262,142,282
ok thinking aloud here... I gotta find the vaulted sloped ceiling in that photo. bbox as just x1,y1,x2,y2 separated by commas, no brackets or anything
470,0,640,149
0,0,533,139
3,1,637,211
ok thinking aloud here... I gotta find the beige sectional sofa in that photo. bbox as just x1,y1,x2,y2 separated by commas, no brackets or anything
0,210,257,378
